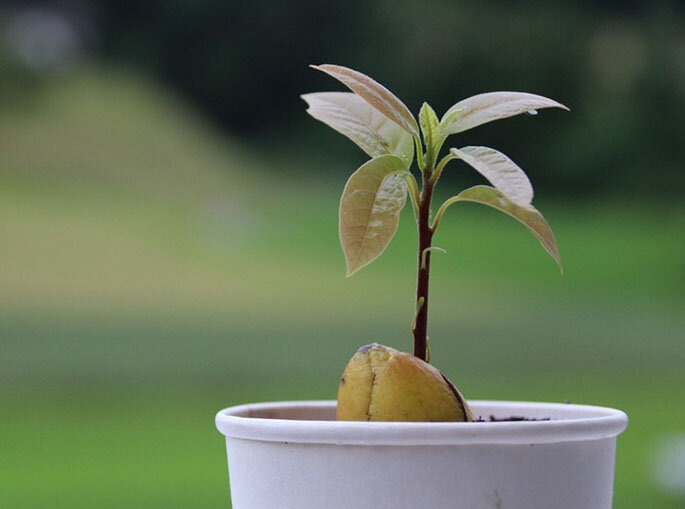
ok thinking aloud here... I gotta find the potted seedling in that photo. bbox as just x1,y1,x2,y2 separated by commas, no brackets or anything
216,65,628,509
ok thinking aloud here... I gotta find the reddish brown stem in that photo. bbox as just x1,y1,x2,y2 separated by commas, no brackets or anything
413,167,434,361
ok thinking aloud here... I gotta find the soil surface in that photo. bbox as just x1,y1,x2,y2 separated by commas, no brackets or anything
474,415,551,422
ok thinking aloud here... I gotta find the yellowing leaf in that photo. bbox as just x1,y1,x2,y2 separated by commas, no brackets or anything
312,64,419,137
440,92,568,136
339,155,409,276
301,92,413,166
434,185,561,271
450,146,533,206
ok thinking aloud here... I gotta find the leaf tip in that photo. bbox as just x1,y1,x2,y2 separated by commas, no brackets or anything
545,243,563,274
344,264,359,278
310,63,337,73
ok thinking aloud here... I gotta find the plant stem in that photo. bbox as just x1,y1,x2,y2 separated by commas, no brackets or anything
413,165,434,361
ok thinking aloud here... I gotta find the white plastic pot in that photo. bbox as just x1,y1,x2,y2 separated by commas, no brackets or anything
216,400,628,509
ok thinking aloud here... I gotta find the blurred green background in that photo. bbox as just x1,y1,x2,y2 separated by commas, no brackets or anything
1,1,683,508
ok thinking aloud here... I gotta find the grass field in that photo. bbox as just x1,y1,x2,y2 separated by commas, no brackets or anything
1,68,683,507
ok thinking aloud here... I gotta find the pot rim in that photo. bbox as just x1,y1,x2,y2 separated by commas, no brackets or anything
215,400,628,446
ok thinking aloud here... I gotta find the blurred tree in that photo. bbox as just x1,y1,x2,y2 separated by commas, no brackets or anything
2,0,683,197
95,0,368,133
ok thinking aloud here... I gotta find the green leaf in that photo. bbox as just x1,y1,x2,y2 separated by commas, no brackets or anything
449,146,533,206
440,92,568,136
419,102,441,166
432,185,561,271
301,92,413,167
339,155,409,276
311,64,419,137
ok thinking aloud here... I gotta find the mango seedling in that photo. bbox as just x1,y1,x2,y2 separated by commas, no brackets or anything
303,64,567,422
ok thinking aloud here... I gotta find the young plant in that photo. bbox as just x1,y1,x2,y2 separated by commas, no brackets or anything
303,64,566,422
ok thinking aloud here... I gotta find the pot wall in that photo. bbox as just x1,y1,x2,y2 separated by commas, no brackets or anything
216,401,628,509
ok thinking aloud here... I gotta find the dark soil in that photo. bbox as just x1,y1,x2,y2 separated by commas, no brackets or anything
474,415,551,422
